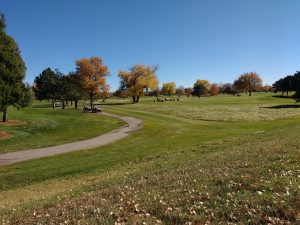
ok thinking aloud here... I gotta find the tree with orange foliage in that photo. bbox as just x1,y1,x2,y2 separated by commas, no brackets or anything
210,83,219,96
233,72,262,96
261,84,272,93
75,57,109,109
233,78,246,94
118,64,158,103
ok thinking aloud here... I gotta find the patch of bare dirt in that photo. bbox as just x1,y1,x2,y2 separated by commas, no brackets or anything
0,120,27,126
0,131,12,140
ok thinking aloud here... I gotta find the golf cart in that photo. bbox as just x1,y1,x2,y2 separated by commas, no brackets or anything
83,103,102,113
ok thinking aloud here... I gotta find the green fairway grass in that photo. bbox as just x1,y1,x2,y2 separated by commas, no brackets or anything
0,102,124,153
0,94,300,224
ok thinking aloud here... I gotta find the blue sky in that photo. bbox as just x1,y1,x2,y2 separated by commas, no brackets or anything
1,0,299,91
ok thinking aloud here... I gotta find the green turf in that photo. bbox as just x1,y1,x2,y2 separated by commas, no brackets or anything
0,102,124,153
0,94,300,224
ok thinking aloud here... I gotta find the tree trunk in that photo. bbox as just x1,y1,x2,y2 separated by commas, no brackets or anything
71,100,73,106
66,100,68,105
62,100,65,109
52,99,55,109
90,93,93,109
2,108,8,122
132,96,136,103
75,99,78,109
136,96,140,103
249,91,252,96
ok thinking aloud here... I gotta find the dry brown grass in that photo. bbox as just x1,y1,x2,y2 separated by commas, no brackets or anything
0,120,27,126
0,131,11,140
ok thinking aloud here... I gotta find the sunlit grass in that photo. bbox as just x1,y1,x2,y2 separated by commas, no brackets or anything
0,102,124,153
1,94,300,224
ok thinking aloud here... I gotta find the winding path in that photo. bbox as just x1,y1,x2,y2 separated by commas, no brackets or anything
0,112,143,166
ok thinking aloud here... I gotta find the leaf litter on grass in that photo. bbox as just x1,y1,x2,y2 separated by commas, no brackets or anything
6,130,300,224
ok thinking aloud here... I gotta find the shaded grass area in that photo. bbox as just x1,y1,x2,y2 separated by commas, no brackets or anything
0,104,124,153
263,104,300,109
1,94,300,224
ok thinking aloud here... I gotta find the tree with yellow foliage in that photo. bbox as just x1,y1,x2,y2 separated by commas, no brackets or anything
118,64,158,103
161,82,176,97
75,56,109,109
192,80,211,97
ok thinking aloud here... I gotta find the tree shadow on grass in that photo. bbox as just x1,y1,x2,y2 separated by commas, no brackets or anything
100,102,133,106
272,95,294,99
262,104,300,109
30,103,53,108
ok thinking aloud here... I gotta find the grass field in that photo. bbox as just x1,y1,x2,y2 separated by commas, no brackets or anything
1,93,300,224
0,102,124,153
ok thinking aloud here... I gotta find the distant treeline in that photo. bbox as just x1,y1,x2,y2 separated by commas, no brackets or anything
273,71,300,99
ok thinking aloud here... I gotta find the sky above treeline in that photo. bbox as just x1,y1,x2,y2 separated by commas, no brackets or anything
1,0,299,91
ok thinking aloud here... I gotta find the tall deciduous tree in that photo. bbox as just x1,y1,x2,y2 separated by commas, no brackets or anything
273,76,294,96
185,88,193,97
76,57,109,109
192,80,211,97
0,13,29,122
272,79,284,94
176,85,185,97
115,80,129,99
273,71,300,101
210,83,219,96
219,83,234,94
65,72,83,109
56,71,70,110
118,64,158,103
293,71,300,100
234,72,262,96
33,68,60,109
161,82,176,97
233,78,246,94
261,84,272,93
99,83,110,102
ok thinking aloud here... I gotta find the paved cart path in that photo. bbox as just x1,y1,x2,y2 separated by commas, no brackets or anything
0,112,143,166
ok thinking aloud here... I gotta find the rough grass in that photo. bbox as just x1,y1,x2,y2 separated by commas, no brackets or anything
0,102,124,153
130,103,300,121
1,94,300,224
107,94,300,121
